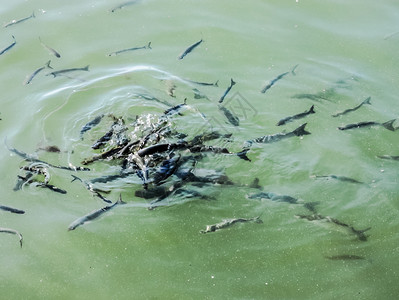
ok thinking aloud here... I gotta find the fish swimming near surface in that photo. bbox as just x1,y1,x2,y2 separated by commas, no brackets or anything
245,123,311,147
338,119,396,131
277,105,315,126
110,0,140,12
4,11,35,28
68,194,125,231
23,60,53,85
296,213,371,241
80,114,104,138
108,42,151,56
186,79,219,87
39,37,61,58
332,97,371,117
325,254,365,260
0,227,23,248
377,155,399,161
0,204,25,214
261,71,289,94
200,216,263,233
219,78,236,103
0,35,16,55
310,174,367,186
178,39,203,60
152,154,181,185
71,175,112,203
248,192,298,204
218,105,239,126
163,99,187,116
46,65,89,78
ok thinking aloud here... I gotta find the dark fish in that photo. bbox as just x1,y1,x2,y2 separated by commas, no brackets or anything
152,154,181,185
218,105,239,126
110,0,140,12
0,35,16,55
310,174,367,185
245,123,311,147
137,142,187,157
108,42,151,56
219,78,236,103
80,114,104,137
35,183,67,194
37,145,61,153
338,119,396,131
39,37,61,58
4,11,35,28
200,216,262,233
24,60,53,85
261,71,289,94
0,227,23,248
68,195,125,231
178,39,203,60
325,255,365,260
46,65,89,77
186,79,219,87
163,99,187,116
277,105,315,126
248,192,298,204
0,204,25,214
377,155,399,161
332,97,371,117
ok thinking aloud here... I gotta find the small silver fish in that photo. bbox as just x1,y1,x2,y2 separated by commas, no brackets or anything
332,97,371,117
219,78,236,103
46,65,89,77
4,11,35,28
0,35,16,55
39,37,61,58
178,39,203,60
108,42,151,56
68,195,125,231
200,216,262,233
261,71,289,94
110,0,140,13
24,60,53,85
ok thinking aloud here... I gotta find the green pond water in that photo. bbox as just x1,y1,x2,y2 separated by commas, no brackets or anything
1,0,399,299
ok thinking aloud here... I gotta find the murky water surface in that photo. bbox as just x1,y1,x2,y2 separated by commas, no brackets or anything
1,1,399,299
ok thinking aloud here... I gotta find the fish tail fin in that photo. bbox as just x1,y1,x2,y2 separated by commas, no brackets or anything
70,175,82,183
236,148,251,161
32,11,36,18
117,194,126,205
293,123,311,136
382,119,396,131
231,78,236,86
84,65,90,71
45,60,53,69
214,80,219,87
146,42,152,49
309,105,316,114
362,97,371,105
